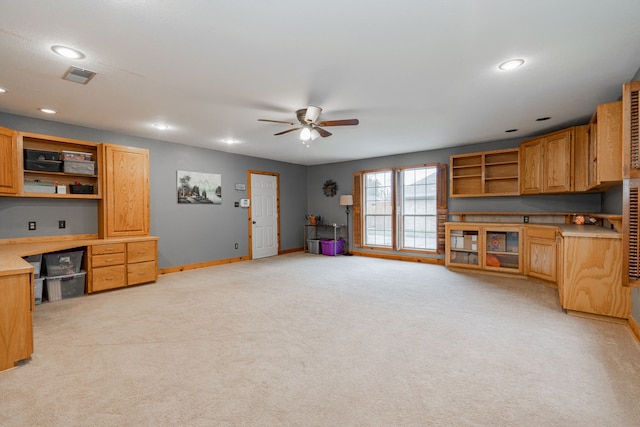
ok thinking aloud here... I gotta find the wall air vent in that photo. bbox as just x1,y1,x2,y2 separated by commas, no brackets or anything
62,66,96,84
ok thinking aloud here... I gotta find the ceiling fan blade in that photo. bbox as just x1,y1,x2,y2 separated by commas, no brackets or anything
315,127,332,138
274,127,301,136
316,119,359,127
258,119,297,125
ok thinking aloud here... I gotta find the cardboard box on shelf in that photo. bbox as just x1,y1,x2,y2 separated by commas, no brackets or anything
487,232,507,252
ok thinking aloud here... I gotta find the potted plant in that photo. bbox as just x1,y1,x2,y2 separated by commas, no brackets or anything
306,214,321,225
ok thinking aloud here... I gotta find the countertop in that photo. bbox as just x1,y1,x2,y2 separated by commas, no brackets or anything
0,236,159,277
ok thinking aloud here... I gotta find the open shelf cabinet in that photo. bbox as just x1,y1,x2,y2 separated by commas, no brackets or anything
450,148,519,197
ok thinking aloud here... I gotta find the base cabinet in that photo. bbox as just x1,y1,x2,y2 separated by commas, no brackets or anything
558,235,631,319
88,239,157,293
0,272,33,371
446,224,522,274
127,240,157,285
525,226,558,283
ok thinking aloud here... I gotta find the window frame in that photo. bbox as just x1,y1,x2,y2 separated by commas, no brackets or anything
354,163,447,255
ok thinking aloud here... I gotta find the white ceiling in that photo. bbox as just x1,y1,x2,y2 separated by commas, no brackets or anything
1,1,640,166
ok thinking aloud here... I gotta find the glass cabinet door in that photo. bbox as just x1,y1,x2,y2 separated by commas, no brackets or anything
448,227,481,268
484,229,521,272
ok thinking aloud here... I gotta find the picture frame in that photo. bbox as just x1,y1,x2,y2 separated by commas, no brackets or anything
177,170,222,204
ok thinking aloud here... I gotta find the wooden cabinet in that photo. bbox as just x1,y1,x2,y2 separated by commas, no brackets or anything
99,144,150,238
450,148,519,197
520,128,574,194
88,243,127,292
446,224,482,269
587,101,622,190
19,132,101,199
524,226,558,283
446,223,522,274
558,234,631,319
88,239,157,292
483,226,522,274
127,240,157,285
0,271,33,371
0,126,19,195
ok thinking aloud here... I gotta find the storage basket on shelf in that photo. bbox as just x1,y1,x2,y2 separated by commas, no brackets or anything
321,239,345,256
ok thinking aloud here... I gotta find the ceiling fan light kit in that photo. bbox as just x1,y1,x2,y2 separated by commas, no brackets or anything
259,105,359,146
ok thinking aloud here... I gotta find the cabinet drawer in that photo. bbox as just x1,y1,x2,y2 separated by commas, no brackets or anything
91,265,126,292
526,226,557,240
127,241,156,263
92,252,126,268
91,243,126,256
127,261,157,286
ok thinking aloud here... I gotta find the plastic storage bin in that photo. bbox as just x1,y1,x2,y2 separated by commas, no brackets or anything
321,239,345,256
23,254,43,278
45,271,86,302
24,149,60,161
24,159,62,172
23,181,56,193
63,160,95,175
34,277,44,305
307,239,321,254
61,150,93,161
44,250,84,276
69,184,94,194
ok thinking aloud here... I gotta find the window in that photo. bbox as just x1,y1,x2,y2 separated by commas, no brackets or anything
399,166,438,250
355,164,446,253
364,170,393,246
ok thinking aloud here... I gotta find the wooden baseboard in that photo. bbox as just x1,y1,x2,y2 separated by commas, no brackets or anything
350,250,445,265
279,247,303,255
629,315,640,345
566,310,628,325
159,256,250,274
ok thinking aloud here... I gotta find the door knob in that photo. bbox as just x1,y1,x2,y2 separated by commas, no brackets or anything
252,221,256,224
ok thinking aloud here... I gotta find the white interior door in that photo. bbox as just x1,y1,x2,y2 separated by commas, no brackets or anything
250,173,278,259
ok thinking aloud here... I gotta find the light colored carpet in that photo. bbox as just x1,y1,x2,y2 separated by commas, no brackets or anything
1,252,639,426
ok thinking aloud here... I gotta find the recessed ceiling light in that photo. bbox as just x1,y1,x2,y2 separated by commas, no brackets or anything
153,123,169,130
498,59,525,71
39,108,56,114
222,138,240,144
51,45,85,59
505,129,518,133
536,117,551,121
0,87,6,93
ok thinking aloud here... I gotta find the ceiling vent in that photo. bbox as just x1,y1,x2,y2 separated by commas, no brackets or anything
62,66,96,84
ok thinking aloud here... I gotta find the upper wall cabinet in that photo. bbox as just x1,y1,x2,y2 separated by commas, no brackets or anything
0,126,19,195
520,128,577,195
99,144,150,238
586,101,622,190
19,132,102,199
449,148,519,197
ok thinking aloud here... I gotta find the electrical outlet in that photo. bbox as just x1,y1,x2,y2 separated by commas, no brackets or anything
523,216,529,223
28,221,36,230
234,243,239,249
59,220,66,229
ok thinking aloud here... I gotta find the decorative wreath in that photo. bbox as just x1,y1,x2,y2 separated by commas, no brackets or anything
322,179,338,197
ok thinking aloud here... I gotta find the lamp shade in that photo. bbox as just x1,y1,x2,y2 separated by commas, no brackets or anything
339,195,353,206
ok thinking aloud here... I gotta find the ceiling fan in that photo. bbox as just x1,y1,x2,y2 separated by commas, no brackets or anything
258,106,359,145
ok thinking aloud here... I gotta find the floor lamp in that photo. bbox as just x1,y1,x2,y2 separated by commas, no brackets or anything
339,195,353,256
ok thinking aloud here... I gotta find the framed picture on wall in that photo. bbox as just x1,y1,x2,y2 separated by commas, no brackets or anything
177,170,222,204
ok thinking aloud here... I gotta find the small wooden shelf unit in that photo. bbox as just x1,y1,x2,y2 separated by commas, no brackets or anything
450,148,519,197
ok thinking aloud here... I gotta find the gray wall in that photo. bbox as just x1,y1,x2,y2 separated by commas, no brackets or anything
307,137,603,259
0,113,307,269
